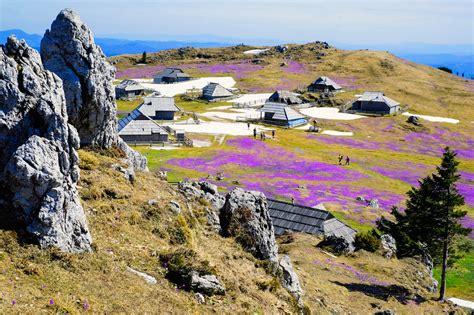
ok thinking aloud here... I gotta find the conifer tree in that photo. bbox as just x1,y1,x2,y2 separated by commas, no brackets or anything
378,147,470,301
141,51,147,63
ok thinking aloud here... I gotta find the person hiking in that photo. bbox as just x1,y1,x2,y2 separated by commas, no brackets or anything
247,122,250,129
262,132,266,141
338,154,343,165
253,128,257,139
345,156,350,165
260,132,263,141
272,130,275,138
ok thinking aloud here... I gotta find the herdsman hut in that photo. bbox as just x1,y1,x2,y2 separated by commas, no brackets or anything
307,76,342,93
115,80,147,99
202,82,234,100
268,90,302,105
267,199,357,244
140,93,181,120
118,107,169,143
351,91,400,115
153,68,192,84
258,102,307,127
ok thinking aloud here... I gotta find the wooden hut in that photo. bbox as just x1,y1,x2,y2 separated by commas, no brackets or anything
257,102,307,127
268,90,302,105
115,80,146,99
351,92,400,115
267,199,357,244
307,76,342,93
118,108,169,143
140,93,181,120
153,68,192,84
202,82,233,100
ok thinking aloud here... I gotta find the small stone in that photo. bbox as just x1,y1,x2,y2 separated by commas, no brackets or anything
369,199,379,209
148,199,159,206
169,200,181,214
126,267,157,285
190,271,225,296
356,196,366,202
194,293,205,304
380,234,397,259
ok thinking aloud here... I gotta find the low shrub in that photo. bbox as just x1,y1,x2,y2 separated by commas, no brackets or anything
256,277,280,292
78,150,99,170
354,229,381,252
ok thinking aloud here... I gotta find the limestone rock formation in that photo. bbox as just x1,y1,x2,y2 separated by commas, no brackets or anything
40,9,147,170
0,36,92,252
190,271,226,296
380,234,397,259
279,255,303,305
178,181,225,211
220,188,278,261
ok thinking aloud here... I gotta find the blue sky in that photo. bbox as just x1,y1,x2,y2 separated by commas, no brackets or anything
1,0,472,46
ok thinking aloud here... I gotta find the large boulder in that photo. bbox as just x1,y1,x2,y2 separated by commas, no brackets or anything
190,271,226,296
380,234,397,259
178,181,225,210
40,9,147,170
220,188,278,261
0,36,92,252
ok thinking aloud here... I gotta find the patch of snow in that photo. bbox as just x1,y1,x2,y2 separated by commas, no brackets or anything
150,146,180,150
201,109,260,121
165,121,269,136
321,130,354,136
228,93,272,107
140,77,236,97
448,298,474,311
126,267,157,285
402,112,459,124
209,105,233,110
243,49,269,55
192,140,212,148
300,107,366,120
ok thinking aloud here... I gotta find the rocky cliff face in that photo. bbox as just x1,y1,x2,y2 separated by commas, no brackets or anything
0,36,92,252
40,9,147,170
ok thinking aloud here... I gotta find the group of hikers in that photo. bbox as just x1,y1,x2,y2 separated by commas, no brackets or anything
338,154,350,165
251,126,275,141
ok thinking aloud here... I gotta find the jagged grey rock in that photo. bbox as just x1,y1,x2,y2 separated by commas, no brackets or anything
111,163,135,183
40,9,147,170
319,235,354,255
169,200,181,214
279,255,303,305
380,234,397,259
190,271,225,296
126,266,157,285
220,188,278,261
178,181,225,211
0,36,92,252
194,292,205,304
368,199,379,209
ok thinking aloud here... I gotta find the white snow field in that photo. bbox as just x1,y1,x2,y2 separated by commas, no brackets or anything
165,121,269,136
300,107,365,120
228,93,272,107
321,130,354,136
139,77,236,97
243,49,269,55
402,112,459,124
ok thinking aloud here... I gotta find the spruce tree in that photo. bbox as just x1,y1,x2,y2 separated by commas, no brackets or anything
378,147,470,301
141,51,147,63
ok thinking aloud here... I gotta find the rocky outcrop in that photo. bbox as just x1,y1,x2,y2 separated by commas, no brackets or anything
380,234,397,259
220,188,278,261
279,255,303,305
318,235,355,255
190,271,226,296
0,36,92,252
40,9,147,170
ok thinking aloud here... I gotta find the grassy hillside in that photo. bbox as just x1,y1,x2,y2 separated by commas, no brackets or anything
0,150,463,313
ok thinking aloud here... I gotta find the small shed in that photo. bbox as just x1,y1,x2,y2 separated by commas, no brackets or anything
257,102,307,127
307,76,342,93
268,90,302,105
118,108,169,143
202,82,234,100
267,199,357,244
351,92,400,115
153,68,192,84
115,80,146,99
140,94,181,120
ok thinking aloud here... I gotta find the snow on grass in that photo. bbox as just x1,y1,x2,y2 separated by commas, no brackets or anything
321,130,354,136
209,105,233,110
300,107,366,120
447,298,474,311
165,122,269,136
228,93,272,107
140,77,236,97
243,49,269,55
201,109,260,121
402,112,459,124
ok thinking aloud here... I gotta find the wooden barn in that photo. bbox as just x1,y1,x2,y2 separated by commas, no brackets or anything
268,90,302,105
153,68,192,84
307,76,342,93
202,82,233,100
267,199,357,244
258,102,307,127
140,93,181,120
118,108,169,143
351,91,400,115
115,80,146,99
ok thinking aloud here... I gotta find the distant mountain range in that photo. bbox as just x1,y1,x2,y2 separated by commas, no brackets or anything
1,29,472,79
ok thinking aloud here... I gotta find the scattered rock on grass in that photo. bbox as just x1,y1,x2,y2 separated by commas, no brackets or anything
380,234,397,259
190,271,225,296
169,200,181,214
279,255,303,305
194,292,205,304
126,267,157,285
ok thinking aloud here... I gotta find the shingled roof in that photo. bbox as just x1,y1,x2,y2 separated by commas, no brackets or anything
267,199,357,242
140,94,181,114
268,90,302,104
258,102,305,121
116,79,145,92
202,82,233,99
118,108,168,136
357,92,400,107
310,76,342,90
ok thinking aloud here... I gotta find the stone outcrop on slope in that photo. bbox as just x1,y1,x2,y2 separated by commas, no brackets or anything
0,36,92,252
220,188,278,261
40,9,147,170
